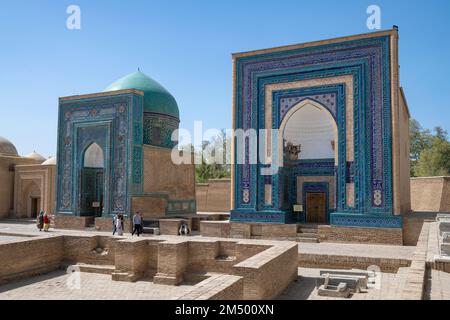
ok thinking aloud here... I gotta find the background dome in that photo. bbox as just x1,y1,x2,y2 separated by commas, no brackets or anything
25,151,46,162
42,156,56,166
0,136,18,156
104,71,179,119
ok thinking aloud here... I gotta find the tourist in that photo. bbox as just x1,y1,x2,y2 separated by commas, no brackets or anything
179,222,190,236
37,211,44,231
112,214,117,235
115,214,123,236
132,212,142,237
138,212,144,234
43,213,50,232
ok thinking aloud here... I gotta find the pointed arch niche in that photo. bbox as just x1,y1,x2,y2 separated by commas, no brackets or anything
278,99,338,166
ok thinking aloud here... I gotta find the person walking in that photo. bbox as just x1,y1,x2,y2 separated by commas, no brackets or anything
37,211,44,231
112,214,117,235
115,214,123,236
43,213,50,232
132,212,142,237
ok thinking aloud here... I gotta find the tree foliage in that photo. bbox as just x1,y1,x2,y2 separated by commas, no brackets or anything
410,119,450,177
194,130,231,183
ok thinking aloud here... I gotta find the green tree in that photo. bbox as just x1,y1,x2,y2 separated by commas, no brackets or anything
414,137,450,177
410,119,433,176
194,130,231,183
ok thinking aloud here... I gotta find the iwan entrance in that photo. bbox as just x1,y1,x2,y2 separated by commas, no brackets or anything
80,142,104,217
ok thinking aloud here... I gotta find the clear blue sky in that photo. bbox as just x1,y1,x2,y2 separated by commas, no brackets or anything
1,0,449,157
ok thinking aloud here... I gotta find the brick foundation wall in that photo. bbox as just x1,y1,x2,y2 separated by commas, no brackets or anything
54,215,94,230
318,225,404,245
177,274,244,300
403,212,437,246
159,219,188,235
95,217,132,233
0,236,64,284
233,242,298,300
153,240,189,285
200,221,230,238
63,235,117,265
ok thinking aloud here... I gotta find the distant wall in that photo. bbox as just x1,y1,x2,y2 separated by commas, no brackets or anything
411,177,450,213
196,179,231,212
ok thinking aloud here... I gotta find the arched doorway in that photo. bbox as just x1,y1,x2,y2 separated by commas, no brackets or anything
80,142,105,217
279,99,338,224
24,181,41,218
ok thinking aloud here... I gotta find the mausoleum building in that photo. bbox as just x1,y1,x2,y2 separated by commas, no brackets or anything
231,29,411,237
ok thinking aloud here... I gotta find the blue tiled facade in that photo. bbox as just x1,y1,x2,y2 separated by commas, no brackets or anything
231,33,402,229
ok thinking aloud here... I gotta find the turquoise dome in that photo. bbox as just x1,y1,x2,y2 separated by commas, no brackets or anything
104,71,179,119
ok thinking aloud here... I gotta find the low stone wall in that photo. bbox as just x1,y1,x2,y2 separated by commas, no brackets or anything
411,177,450,213
233,242,298,300
196,179,231,212
63,235,118,265
177,274,244,300
0,236,64,284
403,212,437,246
154,239,189,285
200,221,230,238
0,232,297,300
159,219,189,236
95,217,132,233
298,251,410,273
400,222,430,299
318,225,403,245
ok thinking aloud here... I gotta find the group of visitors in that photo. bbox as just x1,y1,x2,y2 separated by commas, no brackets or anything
37,211,51,232
111,212,193,237
112,212,143,237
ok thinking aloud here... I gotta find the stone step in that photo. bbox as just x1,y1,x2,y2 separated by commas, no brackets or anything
296,237,319,243
297,232,318,238
72,263,115,275
299,228,319,234
111,272,137,282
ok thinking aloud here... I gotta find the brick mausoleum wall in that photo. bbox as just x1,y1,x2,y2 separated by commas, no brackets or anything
196,179,231,212
0,236,64,284
0,155,40,218
131,196,167,220
143,146,195,200
318,225,403,245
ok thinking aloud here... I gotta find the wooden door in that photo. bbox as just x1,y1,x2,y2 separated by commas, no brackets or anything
306,192,326,223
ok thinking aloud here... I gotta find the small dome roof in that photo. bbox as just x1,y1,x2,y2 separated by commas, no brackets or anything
42,156,56,165
0,136,18,156
25,151,46,162
104,71,179,119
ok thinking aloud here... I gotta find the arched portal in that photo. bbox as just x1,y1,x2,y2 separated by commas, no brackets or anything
80,142,105,217
278,99,338,224
23,181,41,218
